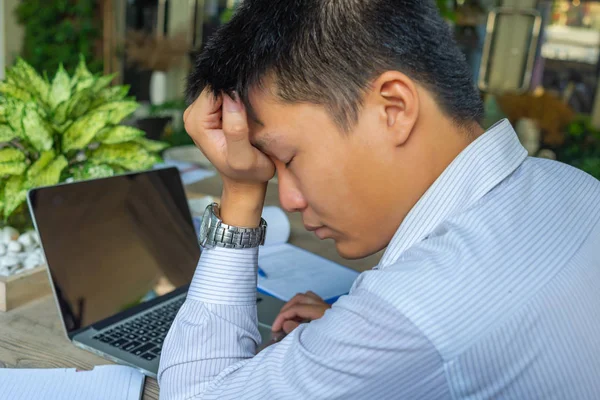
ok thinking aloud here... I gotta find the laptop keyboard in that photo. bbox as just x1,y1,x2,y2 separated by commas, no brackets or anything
92,297,185,361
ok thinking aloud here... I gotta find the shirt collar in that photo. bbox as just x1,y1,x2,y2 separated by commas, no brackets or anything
378,119,528,268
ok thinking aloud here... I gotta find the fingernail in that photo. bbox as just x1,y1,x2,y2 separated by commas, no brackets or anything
223,94,242,112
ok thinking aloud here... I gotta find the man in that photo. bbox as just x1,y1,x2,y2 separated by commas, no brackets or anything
158,0,600,398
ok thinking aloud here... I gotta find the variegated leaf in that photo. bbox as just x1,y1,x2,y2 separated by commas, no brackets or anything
22,105,54,152
0,161,27,176
96,126,145,144
53,99,70,125
27,151,55,179
133,137,170,152
72,162,115,181
71,55,93,88
0,82,33,102
3,175,27,218
67,88,94,119
0,103,5,123
50,64,72,110
75,77,96,92
62,111,110,152
0,148,25,163
0,125,17,142
92,74,116,93
88,143,162,171
26,155,68,188
90,86,130,109
94,101,139,125
6,101,25,137
13,58,50,104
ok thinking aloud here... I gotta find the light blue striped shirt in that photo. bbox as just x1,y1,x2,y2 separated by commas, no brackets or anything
158,119,600,399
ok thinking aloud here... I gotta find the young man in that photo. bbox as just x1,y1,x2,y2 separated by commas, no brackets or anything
158,1,600,398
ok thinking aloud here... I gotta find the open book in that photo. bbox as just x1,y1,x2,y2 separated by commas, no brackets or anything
0,365,145,400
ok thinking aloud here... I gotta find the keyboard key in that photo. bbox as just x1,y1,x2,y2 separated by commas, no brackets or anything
111,332,123,339
99,336,112,343
136,329,147,335
148,331,159,338
123,341,141,352
132,344,155,356
111,338,130,348
141,353,157,361
158,327,168,333
138,336,150,343
153,338,164,345
125,333,137,340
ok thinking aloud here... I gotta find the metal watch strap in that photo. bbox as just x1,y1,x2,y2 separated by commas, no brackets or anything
210,220,267,249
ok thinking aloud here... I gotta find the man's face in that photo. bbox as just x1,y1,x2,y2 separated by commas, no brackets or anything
249,86,406,259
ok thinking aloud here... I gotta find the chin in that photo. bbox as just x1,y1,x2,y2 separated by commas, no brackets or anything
335,240,374,260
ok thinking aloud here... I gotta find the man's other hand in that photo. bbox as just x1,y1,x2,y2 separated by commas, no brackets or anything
272,291,331,334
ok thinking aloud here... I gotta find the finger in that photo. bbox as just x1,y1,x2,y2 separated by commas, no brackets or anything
222,94,257,170
184,89,222,125
304,291,324,302
272,304,328,332
282,320,300,335
279,293,323,315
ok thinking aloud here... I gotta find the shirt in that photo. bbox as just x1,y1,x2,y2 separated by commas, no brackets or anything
158,119,600,399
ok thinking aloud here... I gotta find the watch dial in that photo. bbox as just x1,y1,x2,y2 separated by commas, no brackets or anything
199,206,212,243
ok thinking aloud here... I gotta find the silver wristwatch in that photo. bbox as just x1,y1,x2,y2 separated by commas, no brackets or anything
198,203,267,249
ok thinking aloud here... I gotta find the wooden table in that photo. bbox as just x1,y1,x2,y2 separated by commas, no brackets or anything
0,176,383,399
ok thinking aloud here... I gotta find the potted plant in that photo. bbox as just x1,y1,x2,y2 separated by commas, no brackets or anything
0,56,168,277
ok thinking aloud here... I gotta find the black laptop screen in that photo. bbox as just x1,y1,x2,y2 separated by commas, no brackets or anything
28,168,200,334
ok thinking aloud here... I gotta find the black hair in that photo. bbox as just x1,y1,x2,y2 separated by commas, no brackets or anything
188,0,484,131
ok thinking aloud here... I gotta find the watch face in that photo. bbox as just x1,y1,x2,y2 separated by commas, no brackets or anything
199,205,212,244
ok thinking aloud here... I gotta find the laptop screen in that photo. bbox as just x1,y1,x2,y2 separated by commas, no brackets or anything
28,167,200,335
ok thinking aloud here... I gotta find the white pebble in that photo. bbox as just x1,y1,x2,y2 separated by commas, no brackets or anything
24,254,41,269
0,243,5,256
18,232,35,248
3,227,19,242
29,231,40,245
1,255,20,268
7,240,23,253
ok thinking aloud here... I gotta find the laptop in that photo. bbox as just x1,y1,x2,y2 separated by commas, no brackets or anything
27,167,285,378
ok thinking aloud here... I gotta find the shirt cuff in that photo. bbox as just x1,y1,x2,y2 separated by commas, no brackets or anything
186,246,258,305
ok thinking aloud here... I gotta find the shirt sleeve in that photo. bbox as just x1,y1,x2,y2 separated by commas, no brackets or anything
158,247,449,400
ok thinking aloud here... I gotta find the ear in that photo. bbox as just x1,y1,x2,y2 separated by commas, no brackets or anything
372,71,419,146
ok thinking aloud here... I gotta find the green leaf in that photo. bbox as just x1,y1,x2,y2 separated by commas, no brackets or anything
133,137,170,152
71,55,93,88
13,58,50,104
27,151,56,179
94,101,139,124
92,74,116,92
26,155,68,188
0,125,17,142
0,180,5,218
90,85,130,109
0,148,25,163
0,161,27,176
6,101,25,137
75,77,96,92
49,64,72,109
62,111,110,152
3,175,27,218
53,99,70,125
66,88,94,119
0,103,6,124
88,143,162,171
0,81,33,102
96,126,145,144
22,105,54,151
72,162,115,181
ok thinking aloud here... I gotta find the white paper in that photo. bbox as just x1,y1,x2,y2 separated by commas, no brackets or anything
261,206,290,246
258,243,359,301
0,365,145,400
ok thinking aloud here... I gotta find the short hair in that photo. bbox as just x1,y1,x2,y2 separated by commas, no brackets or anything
187,0,484,131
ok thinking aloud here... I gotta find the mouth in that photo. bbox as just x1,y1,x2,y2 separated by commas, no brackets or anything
304,225,323,232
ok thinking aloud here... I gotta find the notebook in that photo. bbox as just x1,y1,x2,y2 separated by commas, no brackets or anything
188,199,360,303
0,365,145,400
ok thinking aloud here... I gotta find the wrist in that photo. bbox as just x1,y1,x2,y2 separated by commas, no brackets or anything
220,180,267,227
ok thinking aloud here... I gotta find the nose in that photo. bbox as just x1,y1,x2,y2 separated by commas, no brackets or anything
277,167,307,213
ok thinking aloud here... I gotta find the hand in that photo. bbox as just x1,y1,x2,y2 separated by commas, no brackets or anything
183,90,275,227
272,291,331,334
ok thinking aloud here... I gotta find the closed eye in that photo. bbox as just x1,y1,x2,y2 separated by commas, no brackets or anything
285,157,295,168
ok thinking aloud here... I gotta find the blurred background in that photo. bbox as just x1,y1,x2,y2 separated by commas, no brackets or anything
1,0,599,177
